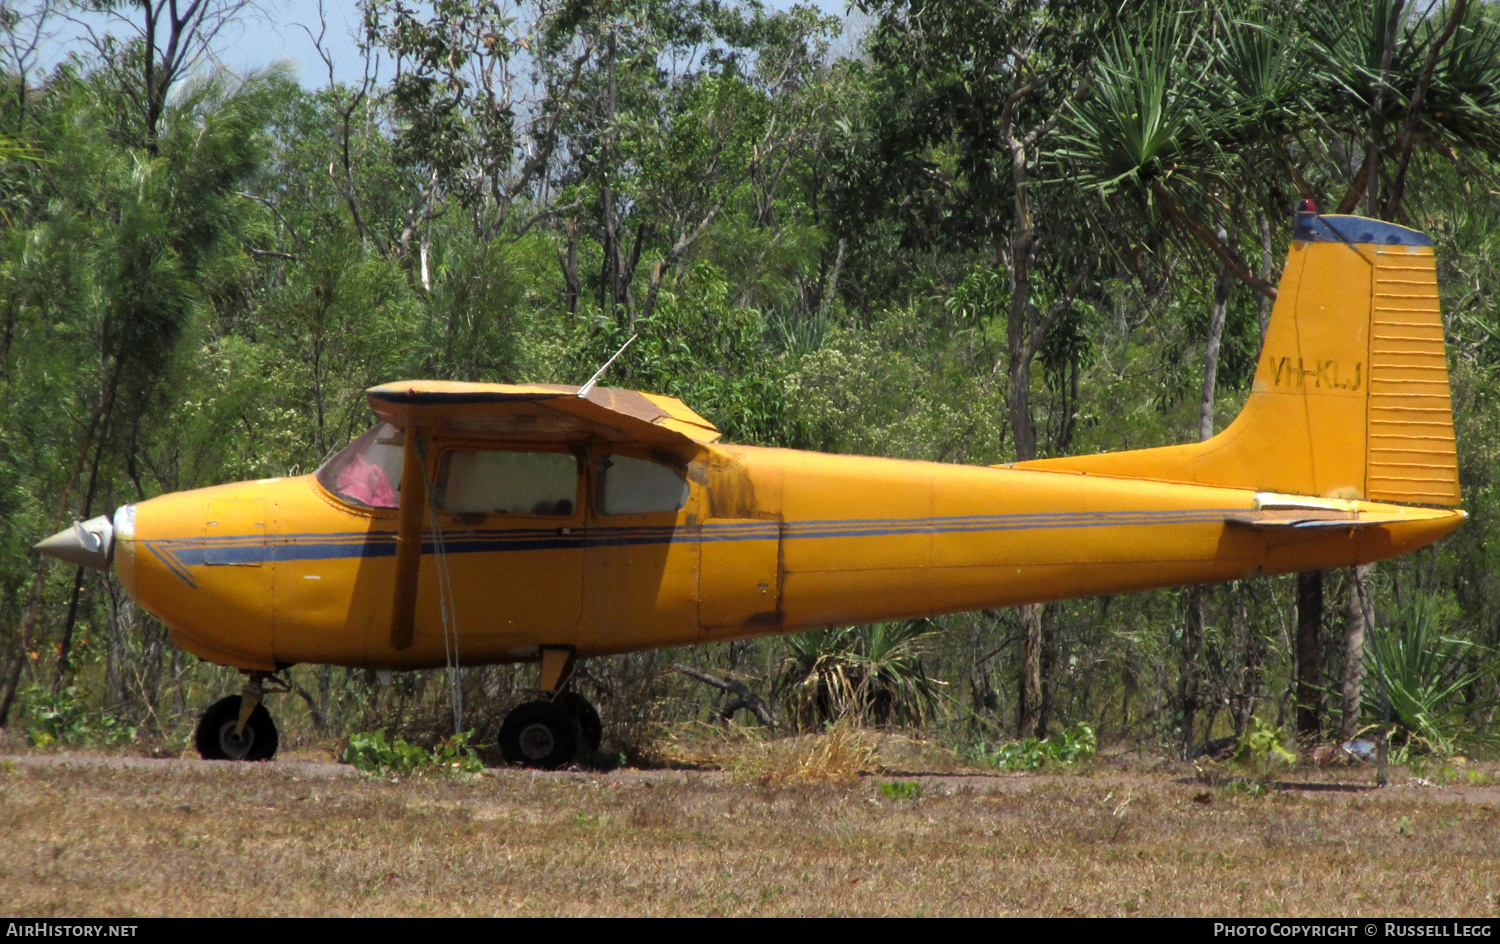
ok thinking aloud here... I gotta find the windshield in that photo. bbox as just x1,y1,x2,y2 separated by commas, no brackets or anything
315,424,403,509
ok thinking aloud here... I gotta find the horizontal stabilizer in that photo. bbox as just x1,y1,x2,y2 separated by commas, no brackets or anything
1224,492,1464,535
1226,510,1387,530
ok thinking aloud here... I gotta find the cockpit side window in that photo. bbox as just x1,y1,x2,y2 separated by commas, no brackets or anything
315,423,404,509
437,449,579,516
596,454,688,515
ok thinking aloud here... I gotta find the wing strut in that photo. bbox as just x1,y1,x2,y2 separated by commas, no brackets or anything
390,425,427,650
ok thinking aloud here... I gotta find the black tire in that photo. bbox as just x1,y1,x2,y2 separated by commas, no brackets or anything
555,692,603,753
499,700,579,769
195,695,279,761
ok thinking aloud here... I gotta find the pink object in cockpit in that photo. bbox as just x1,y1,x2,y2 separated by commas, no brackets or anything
337,454,397,508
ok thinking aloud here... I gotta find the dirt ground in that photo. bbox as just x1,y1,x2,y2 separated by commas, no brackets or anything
3,747,1499,917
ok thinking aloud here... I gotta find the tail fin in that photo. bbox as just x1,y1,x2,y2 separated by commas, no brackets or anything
1017,212,1461,506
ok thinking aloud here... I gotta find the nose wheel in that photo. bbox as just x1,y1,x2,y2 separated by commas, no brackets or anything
195,695,279,761
194,671,285,761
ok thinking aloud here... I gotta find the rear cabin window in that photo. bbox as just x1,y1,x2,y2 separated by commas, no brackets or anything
316,424,403,509
438,450,578,516
597,455,688,515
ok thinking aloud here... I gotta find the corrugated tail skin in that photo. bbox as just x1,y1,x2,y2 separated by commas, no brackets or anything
1014,214,1461,507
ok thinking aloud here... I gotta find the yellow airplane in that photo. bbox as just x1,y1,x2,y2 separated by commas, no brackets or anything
36,209,1465,767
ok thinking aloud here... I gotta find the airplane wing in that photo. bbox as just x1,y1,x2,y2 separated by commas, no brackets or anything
366,380,722,448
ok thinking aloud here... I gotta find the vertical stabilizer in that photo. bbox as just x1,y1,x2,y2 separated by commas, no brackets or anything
1015,212,1461,506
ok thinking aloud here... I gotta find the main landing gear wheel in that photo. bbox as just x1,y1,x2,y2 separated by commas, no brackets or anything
499,700,579,769
195,695,279,761
555,691,603,754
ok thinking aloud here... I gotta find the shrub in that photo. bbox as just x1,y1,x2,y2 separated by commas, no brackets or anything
879,780,922,800
23,685,135,749
778,620,945,730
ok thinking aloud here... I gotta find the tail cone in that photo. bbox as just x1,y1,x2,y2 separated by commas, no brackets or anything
35,515,115,571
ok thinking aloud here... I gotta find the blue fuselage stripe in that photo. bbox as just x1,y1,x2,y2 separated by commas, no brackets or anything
141,509,1242,573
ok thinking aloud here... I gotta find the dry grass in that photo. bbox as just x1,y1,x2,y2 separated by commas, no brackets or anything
725,722,879,787
651,721,965,778
3,748,1500,917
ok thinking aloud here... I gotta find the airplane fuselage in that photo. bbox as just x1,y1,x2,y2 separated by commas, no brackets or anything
114,441,1463,673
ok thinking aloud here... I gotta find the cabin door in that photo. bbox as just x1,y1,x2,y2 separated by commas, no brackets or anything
419,446,585,639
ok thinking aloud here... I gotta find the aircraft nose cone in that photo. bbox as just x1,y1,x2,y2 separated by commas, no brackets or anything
35,514,115,571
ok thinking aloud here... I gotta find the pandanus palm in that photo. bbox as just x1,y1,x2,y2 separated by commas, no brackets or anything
1300,0,1500,214
1364,596,1499,755
1053,6,1302,290
777,620,945,730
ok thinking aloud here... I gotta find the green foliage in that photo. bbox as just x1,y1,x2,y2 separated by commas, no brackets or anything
342,728,484,777
1231,717,1295,780
1220,778,1270,799
976,722,1098,772
785,307,1008,461
1057,10,1212,196
879,780,923,800
22,685,136,749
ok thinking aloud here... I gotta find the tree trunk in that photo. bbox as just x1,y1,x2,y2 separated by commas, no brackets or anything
1007,243,1045,735
1017,603,1043,737
1180,242,1231,751
1296,570,1325,745
1199,226,1232,441
1342,564,1373,741
601,28,621,326
1180,588,1205,754
559,217,580,316
1257,212,1273,350
1231,586,1259,738
1038,604,1055,736
641,261,665,325
822,237,845,315
1365,0,1405,218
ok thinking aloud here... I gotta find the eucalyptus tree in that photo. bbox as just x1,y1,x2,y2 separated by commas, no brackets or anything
0,64,287,720
360,0,599,280
844,0,1113,737
65,0,254,153
540,0,838,326
627,4,837,324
